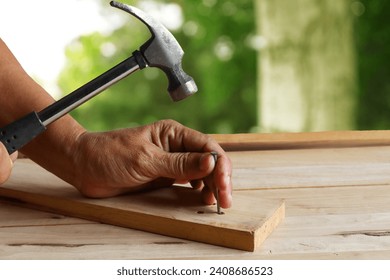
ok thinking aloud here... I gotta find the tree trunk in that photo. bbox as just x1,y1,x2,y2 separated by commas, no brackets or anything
255,0,357,132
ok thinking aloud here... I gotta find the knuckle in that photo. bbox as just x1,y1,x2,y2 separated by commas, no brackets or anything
156,119,181,130
173,153,187,175
164,153,187,179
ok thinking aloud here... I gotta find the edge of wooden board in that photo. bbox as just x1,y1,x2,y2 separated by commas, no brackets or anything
211,130,390,151
254,201,285,251
0,185,285,252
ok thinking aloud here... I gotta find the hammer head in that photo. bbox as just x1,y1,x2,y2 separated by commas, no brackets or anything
110,1,198,101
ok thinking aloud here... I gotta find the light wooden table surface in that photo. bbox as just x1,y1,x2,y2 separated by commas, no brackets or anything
1,131,390,259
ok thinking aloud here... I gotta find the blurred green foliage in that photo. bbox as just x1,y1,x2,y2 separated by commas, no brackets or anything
355,0,390,130
58,0,257,133
58,0,390,133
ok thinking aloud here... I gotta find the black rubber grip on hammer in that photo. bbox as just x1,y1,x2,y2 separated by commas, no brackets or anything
0,112,46,154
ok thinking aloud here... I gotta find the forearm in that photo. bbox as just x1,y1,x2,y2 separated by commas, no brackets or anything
0,39,86,185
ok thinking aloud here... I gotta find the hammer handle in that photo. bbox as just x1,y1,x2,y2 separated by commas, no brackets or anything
0,112,46,154
39,53,142,126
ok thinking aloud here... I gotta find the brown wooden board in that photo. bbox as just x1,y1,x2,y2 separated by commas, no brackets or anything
0,160,284,252
212,130,390,151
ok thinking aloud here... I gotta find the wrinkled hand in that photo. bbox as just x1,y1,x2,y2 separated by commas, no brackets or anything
72,120,233,208
0,143,17,185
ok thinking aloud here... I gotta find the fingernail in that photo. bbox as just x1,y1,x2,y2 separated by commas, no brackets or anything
200,153,215,172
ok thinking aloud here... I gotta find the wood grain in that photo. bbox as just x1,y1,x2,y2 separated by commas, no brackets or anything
0,160,284,252
228,146,390,190
212,130,390,151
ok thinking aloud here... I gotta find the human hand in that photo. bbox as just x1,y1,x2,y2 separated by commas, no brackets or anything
0,143,17,185
71,120,233,208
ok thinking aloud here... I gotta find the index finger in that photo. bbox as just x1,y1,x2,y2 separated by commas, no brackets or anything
204,150,233,209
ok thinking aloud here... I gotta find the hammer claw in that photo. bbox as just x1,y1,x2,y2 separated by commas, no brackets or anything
110,1,198,101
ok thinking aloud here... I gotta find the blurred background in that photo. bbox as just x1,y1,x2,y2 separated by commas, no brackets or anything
0,0,389,134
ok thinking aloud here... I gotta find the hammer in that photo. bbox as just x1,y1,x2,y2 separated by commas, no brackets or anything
0,1,197,154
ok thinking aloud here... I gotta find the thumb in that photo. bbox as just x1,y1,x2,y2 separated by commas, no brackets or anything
157,152,215,181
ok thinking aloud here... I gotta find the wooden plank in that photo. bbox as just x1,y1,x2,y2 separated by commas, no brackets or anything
2,221,389,260
2,184,390,259
246,184,390,217
229,146,390,190
0,200,92,228
211,130,390,151
0,160,285,252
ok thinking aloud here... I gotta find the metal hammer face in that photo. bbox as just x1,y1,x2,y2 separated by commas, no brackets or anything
110,1,198,101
